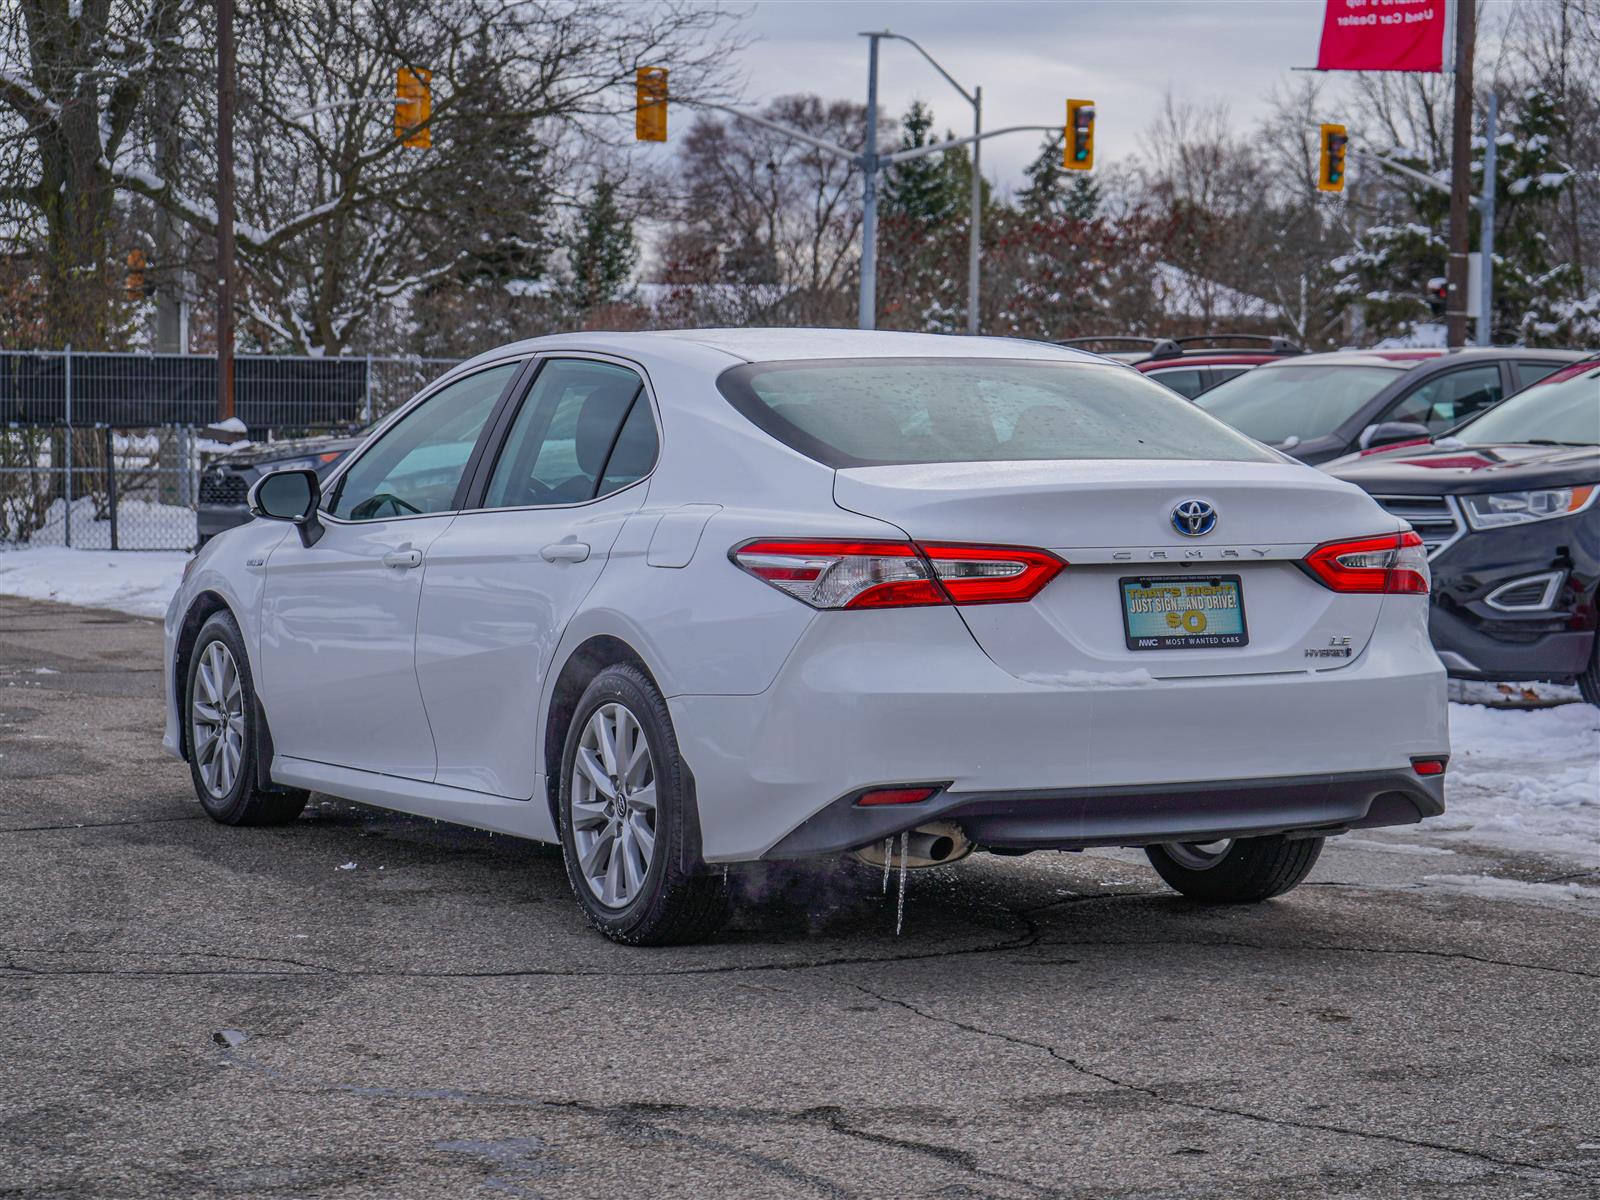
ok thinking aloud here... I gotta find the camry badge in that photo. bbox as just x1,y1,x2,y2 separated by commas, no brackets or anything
1171,499,1218,537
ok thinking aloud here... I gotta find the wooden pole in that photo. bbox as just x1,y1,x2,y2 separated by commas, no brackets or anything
216,0,236,420
1445,0,1475,349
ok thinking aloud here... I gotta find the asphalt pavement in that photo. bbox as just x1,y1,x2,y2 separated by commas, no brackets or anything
2,593,1597,1199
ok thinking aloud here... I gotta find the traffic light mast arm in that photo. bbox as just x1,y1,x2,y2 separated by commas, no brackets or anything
1352,148,1486,210
680,99,859,162
878,124,1060,167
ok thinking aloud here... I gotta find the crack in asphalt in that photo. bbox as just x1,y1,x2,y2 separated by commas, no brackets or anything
1023,937,1600,982
0,814,203,835
853,984,1586,1182
211,1033,1068,1199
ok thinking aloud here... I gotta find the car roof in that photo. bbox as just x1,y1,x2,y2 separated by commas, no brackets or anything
450,328,1110,377
1248,346,1580,373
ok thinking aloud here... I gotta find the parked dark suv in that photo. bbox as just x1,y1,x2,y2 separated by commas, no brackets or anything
1194,347,1582,463
1055,334,1303,398
1323,355,1600,702
197,432,363,546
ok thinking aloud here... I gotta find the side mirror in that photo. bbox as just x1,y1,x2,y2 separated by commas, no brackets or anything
248,468,324,547
1359,420,1431,451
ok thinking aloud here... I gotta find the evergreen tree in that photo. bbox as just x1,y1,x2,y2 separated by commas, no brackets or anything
881,101,964,226
563,177,639,314
1018,133,1099,220
1334,89,1582,345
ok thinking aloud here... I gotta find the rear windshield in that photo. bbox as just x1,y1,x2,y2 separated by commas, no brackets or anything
1194,363,1403,443
716,358,1278,468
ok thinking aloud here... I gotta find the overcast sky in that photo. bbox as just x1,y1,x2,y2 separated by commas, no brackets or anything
727,0,1461,192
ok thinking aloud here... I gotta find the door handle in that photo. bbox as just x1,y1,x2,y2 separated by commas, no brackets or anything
382,549,423,569
540,542,590,563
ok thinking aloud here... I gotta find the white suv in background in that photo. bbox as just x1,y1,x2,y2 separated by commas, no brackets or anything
163,329,1449,944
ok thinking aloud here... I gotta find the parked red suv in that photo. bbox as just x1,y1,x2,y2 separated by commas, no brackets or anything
1054,334,1303,398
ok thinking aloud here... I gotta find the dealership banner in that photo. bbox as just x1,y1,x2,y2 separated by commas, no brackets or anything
1317,0,1448,72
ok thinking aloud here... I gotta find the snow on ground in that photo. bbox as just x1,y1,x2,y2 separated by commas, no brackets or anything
0,548,1594,870
1407,701,1600,866
0,547,187,619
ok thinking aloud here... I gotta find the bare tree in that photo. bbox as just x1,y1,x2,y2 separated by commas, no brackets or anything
0,0,198,346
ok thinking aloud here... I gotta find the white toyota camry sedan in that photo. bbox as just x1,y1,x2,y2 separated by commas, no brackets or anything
163,329,1449,944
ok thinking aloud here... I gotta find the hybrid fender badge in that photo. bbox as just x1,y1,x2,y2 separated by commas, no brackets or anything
1171,499,1218,537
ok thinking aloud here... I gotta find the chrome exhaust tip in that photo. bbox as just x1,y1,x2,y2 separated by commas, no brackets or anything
851,821,973,869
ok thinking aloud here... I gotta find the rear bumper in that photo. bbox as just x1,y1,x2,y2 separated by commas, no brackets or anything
670,605,1449,862
765,768,1444,858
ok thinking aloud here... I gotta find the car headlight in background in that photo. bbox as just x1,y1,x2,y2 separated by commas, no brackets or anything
259,452,341,476
1460,485,1596,530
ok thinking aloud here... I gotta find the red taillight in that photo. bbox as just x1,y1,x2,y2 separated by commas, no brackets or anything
1412,757,1447,776
857,786,938,806
1301,530,1430,595
920,543,1065,604
730,540,944,609
730,539,1064,610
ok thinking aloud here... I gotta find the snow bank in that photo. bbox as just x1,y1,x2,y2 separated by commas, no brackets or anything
1422,874,1600,907
1412,702,1600,864
0,547,188,618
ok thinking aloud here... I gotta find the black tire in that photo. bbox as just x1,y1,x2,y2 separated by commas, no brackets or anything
1145,834,1323,903
557,663,730,945
1579,633,1600,707
184,611,308,826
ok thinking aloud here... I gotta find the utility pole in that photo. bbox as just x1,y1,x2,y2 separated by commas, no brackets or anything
216,0,236,420
869,33,985,335
858,33,881,331
1477,92,1498,347
1445,0,1475,348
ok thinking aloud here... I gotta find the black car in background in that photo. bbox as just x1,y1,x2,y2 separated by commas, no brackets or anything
197,432,363,546
1324,356,1600,703
1194,347,1582,464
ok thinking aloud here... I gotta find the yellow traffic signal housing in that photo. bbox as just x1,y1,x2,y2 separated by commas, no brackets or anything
396,67,432,149
1065,98,1095,171
636,67,668,142
125,248,146,302
1319,123,1348,192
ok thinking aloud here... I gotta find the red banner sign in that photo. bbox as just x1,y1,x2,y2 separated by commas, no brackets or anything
1317,0,1448,72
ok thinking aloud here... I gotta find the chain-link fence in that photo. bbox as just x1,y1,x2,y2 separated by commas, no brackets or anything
0,350,461,550
1,424,201,550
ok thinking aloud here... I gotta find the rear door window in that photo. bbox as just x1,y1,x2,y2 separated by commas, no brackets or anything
1385,364,1504,431
483,359,655,507
1515,361,1563,391
1144,368,1206,398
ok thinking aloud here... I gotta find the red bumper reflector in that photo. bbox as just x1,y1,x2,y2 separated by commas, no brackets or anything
1412,758,1447,776
857,786,937,807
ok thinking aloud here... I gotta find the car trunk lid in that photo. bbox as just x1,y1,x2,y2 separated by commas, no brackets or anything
833,459,1402,680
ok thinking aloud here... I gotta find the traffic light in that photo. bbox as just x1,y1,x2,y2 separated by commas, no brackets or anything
1065,99,1095,171
125,249,146,302
396,67,432,149
636,67,668,142
1318,123,1348,192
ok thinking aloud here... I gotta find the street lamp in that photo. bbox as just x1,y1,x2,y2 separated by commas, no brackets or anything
870,34,979,334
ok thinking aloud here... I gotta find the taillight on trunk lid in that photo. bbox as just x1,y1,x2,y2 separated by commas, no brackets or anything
730,539,1064,610
1301,530,1430,595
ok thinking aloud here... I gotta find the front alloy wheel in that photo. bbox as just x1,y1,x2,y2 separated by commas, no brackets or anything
183,610,307,826
191,640,246,799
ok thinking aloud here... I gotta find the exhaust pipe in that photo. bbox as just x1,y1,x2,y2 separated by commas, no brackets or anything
852,821,973,869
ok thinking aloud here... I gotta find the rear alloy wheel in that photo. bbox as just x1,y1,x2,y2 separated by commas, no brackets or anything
184,611,308,826
557,664,730,945
1145,834,1323,903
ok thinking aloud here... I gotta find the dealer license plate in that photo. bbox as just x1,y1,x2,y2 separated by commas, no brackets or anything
1119,576,1249,651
